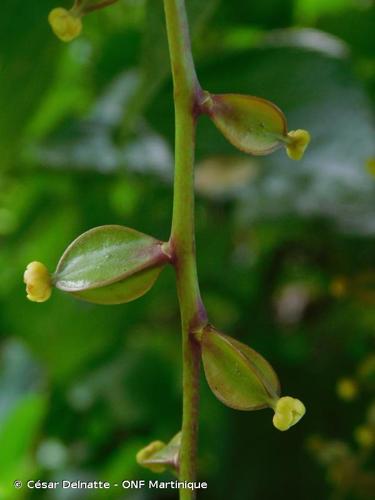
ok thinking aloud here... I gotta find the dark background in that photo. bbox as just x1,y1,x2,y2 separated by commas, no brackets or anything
0,0,374,499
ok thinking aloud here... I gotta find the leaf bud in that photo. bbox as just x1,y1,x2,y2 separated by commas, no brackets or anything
136,432,181,473
136,441,167,473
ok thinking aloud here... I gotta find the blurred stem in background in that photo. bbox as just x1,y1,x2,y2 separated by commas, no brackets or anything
164,0,207,497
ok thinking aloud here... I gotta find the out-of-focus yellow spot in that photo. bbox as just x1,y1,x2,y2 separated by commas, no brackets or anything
24,261,52,303
136,441,166,473
272,396,306,431
336,378,358,401
48,7,82,42
195,156,259,198
354,425,374,448
365,158,375,176
286,129,311,160
330,277,348,298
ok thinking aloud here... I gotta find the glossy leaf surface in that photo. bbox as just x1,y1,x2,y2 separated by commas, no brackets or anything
54,225,167,291
202,328,280,410
208,93,287,156
71,266,163,305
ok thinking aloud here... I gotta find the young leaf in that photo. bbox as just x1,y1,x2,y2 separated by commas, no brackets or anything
53,225,169,304
203,93,287,155
137,432,181,473
201,327,280,410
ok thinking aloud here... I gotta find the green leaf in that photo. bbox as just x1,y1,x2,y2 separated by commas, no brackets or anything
201,327,280,410
54,225,169,304
71,266,164,305
55,225,167,290
207,93,287,155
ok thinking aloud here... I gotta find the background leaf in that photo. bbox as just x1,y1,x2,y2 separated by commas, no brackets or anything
0,0,60,167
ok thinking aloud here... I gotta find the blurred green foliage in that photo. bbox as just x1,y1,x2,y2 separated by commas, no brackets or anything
0,0,374,499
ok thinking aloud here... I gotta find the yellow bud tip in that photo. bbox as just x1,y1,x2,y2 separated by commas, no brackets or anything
48,7,82,42
24,261,52,303
286,129,311,160
336,378,358,401
136,441,167,473
272,396,306,431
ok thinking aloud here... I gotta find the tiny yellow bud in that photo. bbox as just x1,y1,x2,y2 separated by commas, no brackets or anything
336,378,358,402
286,129,311,160
136,441,167,473
272,396,306,431
48,7,82,42
24,261,52,303
354,425,374,448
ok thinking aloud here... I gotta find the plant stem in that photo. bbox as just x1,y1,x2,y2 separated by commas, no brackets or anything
163,0,207,498
83,0,119,14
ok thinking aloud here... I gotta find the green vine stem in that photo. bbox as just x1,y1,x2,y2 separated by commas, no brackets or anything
164,0,207,497
83,0,119,14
